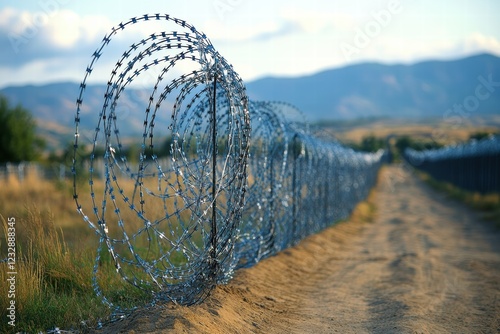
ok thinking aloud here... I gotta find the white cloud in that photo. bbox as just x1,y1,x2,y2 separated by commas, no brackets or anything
1,3,500,89
459,33,500,55
280,7,355,35
45,10,82,48
0,57,87,87
204,19,289,43
335,31,500,68
0,8,21,32
0,7,111,53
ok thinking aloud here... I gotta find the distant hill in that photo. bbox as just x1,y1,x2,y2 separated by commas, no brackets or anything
1,53,499,149
0,82,164,134
246,53,500,120
0,82,170,150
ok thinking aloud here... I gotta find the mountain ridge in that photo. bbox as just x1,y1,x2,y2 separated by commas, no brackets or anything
246,53,500,120
1,53,499,149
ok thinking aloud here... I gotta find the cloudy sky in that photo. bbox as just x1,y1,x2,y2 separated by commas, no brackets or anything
1,0,499,88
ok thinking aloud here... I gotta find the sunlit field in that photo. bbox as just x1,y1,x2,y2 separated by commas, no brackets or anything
0,160,271,332
1,123,499,332
0,173,154,333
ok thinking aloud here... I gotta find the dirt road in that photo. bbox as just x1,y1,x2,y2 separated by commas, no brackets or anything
99,165,500,333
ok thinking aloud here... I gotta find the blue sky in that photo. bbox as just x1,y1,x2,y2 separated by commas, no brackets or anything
1,0,499,88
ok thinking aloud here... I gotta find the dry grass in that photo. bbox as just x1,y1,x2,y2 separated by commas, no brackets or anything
327,117,500,145
1,180,85,275
0,164,241,331
0,172,156,332
0,209,107,333
348,171,381,225
417,172,500,227
0,163,384,332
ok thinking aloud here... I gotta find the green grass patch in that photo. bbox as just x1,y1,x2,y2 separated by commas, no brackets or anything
0,207,153,333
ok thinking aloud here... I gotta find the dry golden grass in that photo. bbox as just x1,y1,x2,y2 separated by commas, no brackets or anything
1,126,497,331
0,177,154,332
348,169,382,225
0,209,105,333
328,117,500,145
0,167,228,331
0,167,209,248
0,176,91,255
417,171,500,227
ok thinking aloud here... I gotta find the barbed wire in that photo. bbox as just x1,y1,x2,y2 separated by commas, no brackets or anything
71,13,386,319
404,135,500,193
72,14,249,310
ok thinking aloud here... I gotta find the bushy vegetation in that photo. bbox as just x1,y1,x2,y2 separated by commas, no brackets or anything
0,95,45,163
348,134,387,153
394,135,442,153
392,130,499,158
468,131,499,141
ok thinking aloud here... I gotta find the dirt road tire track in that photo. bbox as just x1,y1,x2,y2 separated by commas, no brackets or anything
97,165,500,333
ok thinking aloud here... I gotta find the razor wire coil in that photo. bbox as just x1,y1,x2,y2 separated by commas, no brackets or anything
72,14,386,316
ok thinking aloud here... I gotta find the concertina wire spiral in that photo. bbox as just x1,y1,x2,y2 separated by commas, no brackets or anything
71,14,386,316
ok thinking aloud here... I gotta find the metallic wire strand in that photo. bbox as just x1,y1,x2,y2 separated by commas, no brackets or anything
72,14,386,319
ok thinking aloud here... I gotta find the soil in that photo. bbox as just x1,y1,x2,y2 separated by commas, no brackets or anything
94,165,500,334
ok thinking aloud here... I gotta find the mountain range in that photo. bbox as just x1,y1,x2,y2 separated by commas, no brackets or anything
246,53,500,120
1,53,499,148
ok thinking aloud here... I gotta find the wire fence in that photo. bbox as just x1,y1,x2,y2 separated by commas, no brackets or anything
0,159,173,183
67,14,387,315
0,162,69,182
404,135,500,193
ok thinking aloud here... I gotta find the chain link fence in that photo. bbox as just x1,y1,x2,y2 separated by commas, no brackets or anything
404,135,500,193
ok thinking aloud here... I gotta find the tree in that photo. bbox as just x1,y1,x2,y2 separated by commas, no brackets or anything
0,95,45,162
347,135,386,153
359,135,386,153
469,131,496,141
395,135,442,154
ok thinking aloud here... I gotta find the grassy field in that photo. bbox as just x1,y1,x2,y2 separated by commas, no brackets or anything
1,118,499,332
1,166,498,332
416,171,500,228
0,159,381,332
316,115,500,145
0,175,152,333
